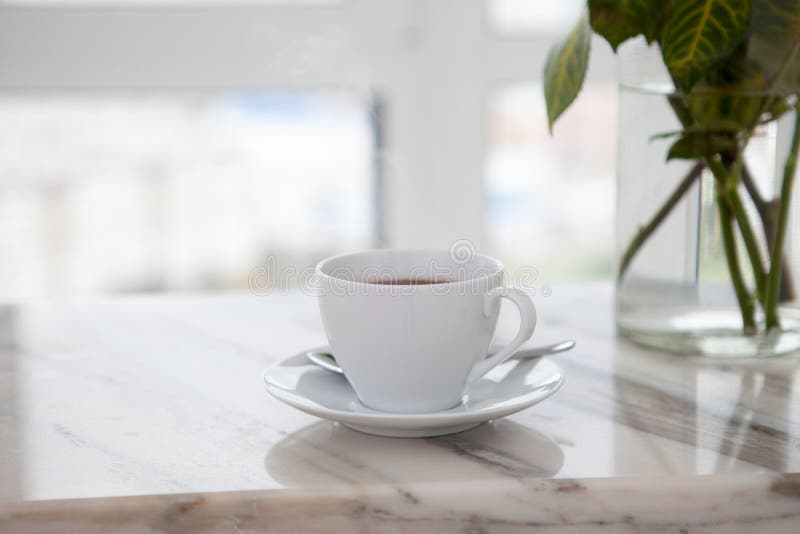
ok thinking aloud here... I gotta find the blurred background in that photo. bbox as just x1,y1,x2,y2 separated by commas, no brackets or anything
0,0,617,300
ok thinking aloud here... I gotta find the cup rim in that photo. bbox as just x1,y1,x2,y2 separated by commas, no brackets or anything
315,248,504,287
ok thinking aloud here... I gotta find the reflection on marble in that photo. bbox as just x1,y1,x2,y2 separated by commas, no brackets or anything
1,286,800,531
264,420,564,486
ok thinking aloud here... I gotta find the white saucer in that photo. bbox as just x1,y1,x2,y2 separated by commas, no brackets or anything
263,346,565,437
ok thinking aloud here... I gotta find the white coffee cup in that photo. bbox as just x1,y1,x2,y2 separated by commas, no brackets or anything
315,249,537,413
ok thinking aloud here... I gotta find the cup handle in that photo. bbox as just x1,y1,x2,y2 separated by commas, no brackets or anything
466,286,537,384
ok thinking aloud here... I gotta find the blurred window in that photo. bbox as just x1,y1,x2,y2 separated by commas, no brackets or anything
1,0,340,4
486,82,617,282
0,0,619,300
487,0,584,35
0,93,374,299
484,0,617,282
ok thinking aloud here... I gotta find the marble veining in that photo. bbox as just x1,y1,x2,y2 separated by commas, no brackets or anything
2,475,799,533
1,285,800,532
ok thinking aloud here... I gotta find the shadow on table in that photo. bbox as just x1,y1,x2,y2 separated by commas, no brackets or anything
264,419,563,486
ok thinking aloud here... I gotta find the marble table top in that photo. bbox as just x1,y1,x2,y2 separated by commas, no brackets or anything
1,285,799,532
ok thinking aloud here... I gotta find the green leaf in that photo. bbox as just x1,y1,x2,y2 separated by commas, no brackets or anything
667,131,738,160
544,11,591,133
688,93,765,130
752,0,800,41
650,130,684,141
749,0,800,92
588,0,665,50
661,0,750,92
687,56,769,130
651,123,741,142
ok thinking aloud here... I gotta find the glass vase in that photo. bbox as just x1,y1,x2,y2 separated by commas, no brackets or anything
615,41,800,358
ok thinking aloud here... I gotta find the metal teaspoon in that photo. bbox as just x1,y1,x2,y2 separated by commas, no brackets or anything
307,339,576,375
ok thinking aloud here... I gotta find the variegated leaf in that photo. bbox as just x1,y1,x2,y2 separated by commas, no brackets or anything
661,0,749,92
589,0,665,50
749,0,800,92
544,11,591,132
